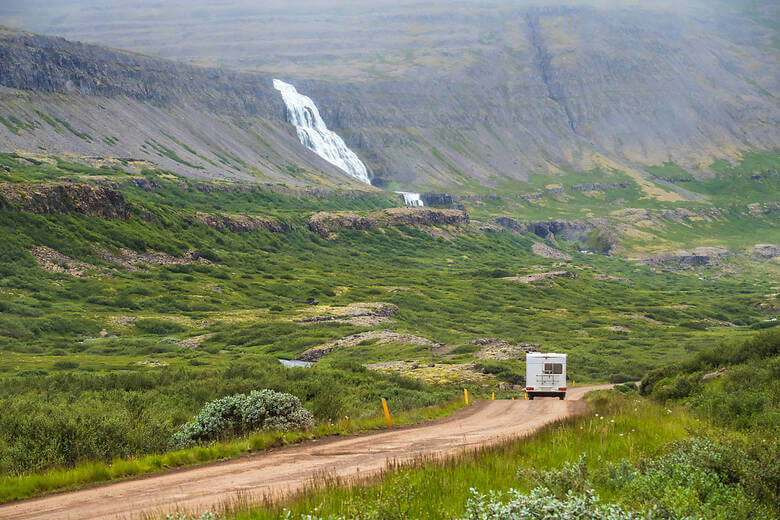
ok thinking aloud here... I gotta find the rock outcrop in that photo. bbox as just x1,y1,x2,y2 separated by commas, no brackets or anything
307,207,469,238
0,183,132,219
421,193,454,206
531,242,572,260
493,217,601,243
192,212,291,233
504,271,577,284
752,244,779,259
639,247,732,268
471,338,539,360
295,302,399,327
572,183,633,192
298,330,434,362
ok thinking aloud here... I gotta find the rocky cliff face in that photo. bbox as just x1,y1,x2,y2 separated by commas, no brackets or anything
0,29,281,116
0,29,373,187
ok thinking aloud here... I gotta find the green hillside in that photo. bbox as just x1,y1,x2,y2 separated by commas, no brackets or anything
0,151,777,500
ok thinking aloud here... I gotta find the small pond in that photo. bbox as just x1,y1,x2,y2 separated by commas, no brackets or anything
278,358,315,368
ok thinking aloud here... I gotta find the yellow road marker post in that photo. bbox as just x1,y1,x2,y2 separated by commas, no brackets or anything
491,391,495,401
524,392,528,400
464,388,469,405
381,398,393,427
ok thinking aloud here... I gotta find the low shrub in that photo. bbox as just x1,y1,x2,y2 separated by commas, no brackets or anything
170,390,314,448
135,319,187,335
461,488,645,520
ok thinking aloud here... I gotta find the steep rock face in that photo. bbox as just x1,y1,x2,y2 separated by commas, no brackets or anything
421,193,454,206
0,28,281,116
0,183,132,219
493,217,600,242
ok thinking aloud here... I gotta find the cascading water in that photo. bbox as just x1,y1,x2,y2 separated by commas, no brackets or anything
273,79,371,184
395,191,424,207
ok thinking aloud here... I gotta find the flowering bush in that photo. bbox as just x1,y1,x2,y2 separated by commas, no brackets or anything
170,389,313,448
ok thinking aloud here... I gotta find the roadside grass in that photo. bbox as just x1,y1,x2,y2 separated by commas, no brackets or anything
0,399,465,503
226,391,698,520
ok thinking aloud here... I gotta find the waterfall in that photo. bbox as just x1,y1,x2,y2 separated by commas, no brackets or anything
396,191,424,207
273,79,371,184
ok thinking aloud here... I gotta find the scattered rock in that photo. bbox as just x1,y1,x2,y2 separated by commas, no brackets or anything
595,273,632,283
503,271,577,284
137,360,168,367
608,325,632,333
192,212,290,233
627,314,663,325
93,246,211,270
752,244,779,260
702,368,727,381
31,246,99,277
428,343,458,356
111,316,138,327
747,202,779,218
296,302,399,327
572,182,633,192
298,329,432,362
531,242,572,260
471,338,539,360
1,183,132,219
178,333,214,349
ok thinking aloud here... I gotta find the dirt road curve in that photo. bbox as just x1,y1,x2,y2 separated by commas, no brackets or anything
1,385,611,520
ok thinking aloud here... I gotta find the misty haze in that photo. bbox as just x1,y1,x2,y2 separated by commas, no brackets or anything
0,1,777,519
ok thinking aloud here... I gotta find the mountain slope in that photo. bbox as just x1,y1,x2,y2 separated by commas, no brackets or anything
0,28,372,187
0,1,777,191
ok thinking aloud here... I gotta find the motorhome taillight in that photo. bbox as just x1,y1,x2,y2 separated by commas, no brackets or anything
559,387,567,391
525,387,534,391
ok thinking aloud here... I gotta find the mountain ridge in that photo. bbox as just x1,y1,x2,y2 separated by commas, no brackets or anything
0,0,778,193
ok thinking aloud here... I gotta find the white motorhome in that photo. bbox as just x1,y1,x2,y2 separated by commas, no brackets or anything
525,353,567,400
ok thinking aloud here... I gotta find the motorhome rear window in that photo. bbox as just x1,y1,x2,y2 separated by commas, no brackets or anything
544,363,563,374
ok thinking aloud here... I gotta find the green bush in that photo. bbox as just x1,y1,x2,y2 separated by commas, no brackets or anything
513,436,777,519
52,360,79,370
134,319,187,335
170,389,314,448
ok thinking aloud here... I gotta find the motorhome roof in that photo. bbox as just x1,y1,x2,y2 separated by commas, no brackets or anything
527,353,567,358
